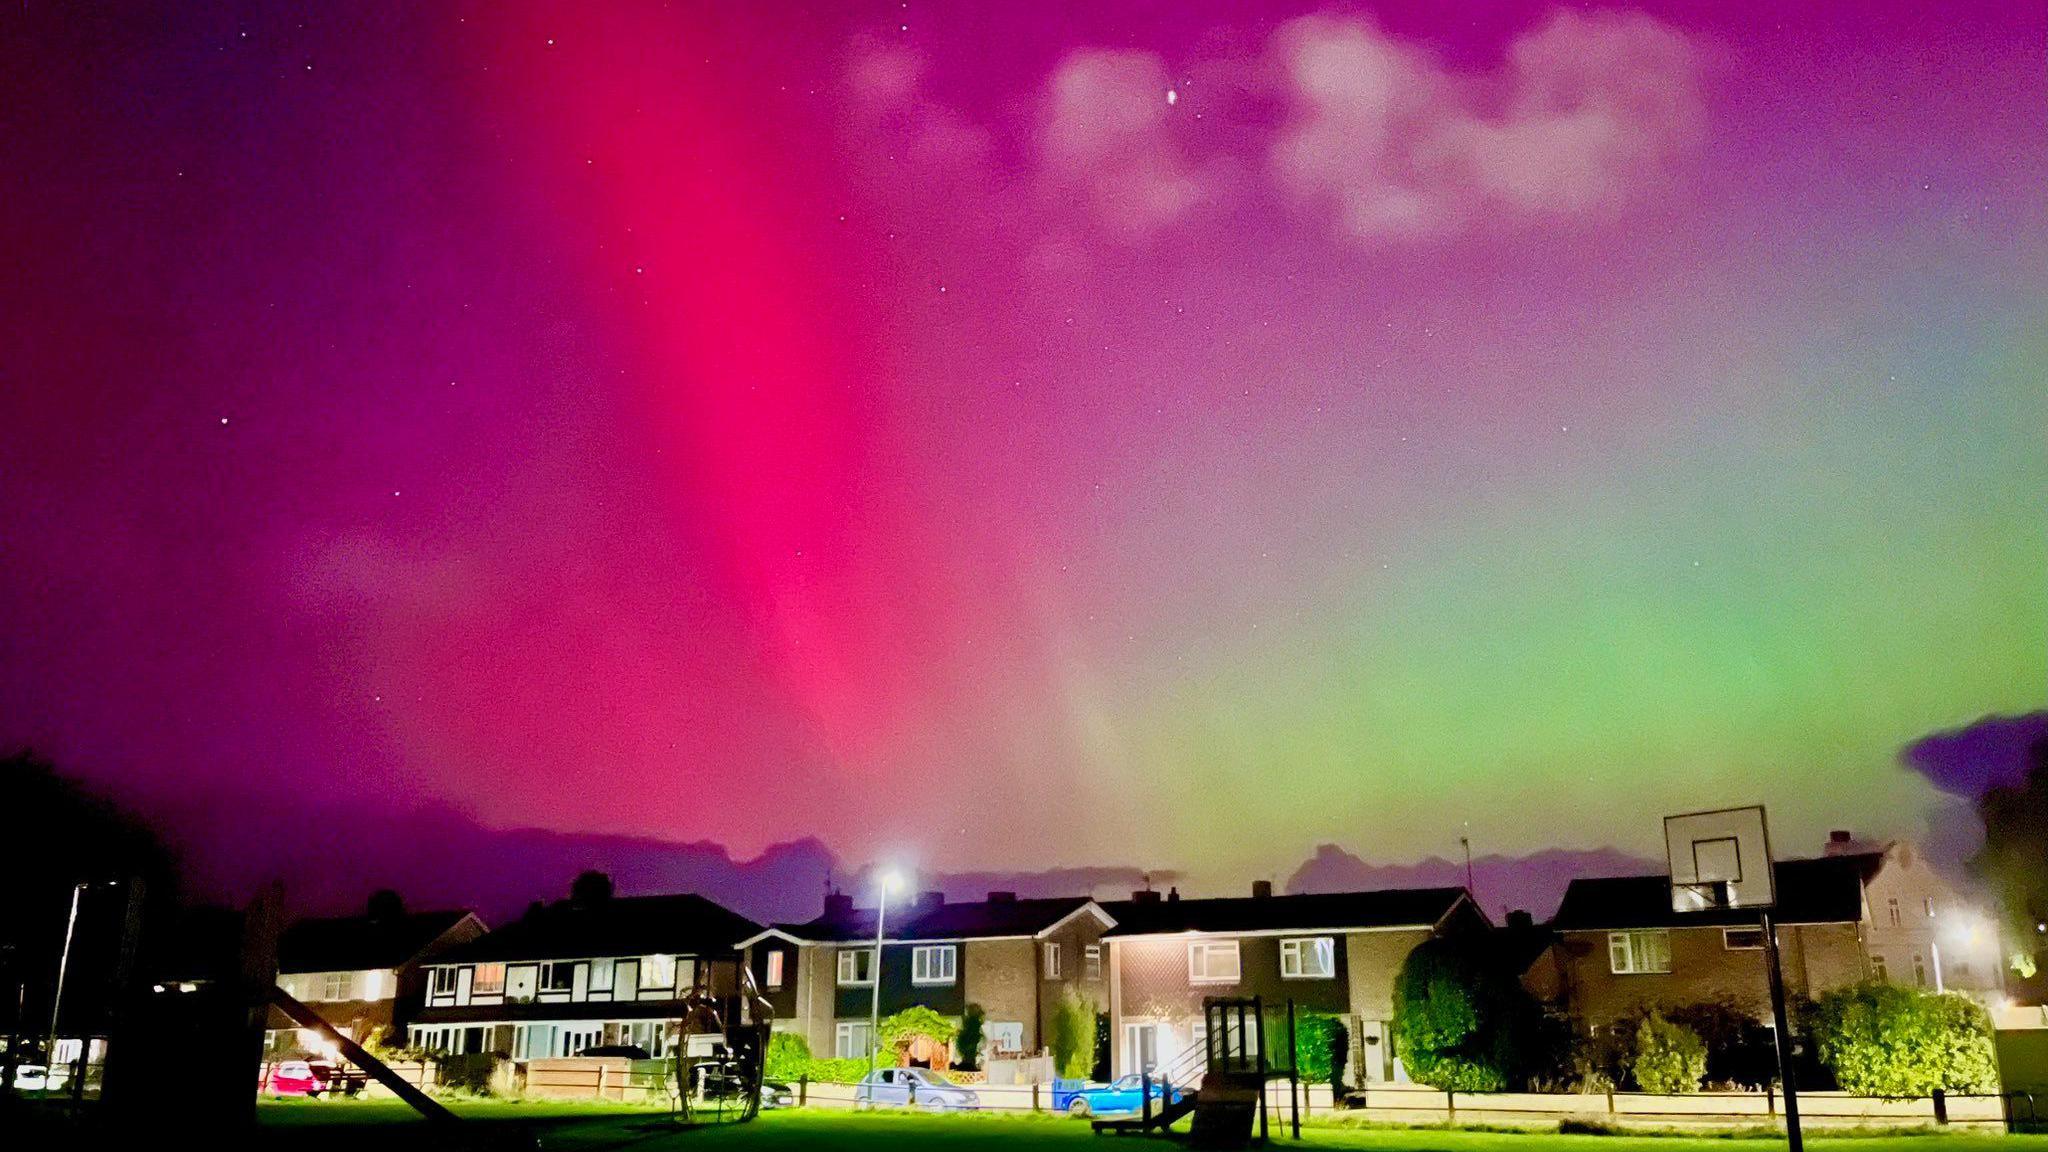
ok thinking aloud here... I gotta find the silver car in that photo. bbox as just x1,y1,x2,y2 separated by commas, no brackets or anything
853,1067,979,1111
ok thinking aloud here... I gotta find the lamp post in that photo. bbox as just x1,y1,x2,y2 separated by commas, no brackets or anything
43,882,86,1074
866,871,902,1082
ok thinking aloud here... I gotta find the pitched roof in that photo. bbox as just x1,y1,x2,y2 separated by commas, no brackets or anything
1550,853,1882,931
1100,887,1473,937
277,909,475,974
438,893,760,964
773,896,1104,943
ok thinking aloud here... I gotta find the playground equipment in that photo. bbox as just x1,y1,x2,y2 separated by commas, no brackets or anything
670,957,774,1126
1094,996,1302,1149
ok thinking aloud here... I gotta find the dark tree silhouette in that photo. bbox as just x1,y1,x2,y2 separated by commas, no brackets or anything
1972,736,2048,979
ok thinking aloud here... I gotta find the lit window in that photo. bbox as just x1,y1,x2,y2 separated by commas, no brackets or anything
1043,942,1063,979
471,963,506,996
838,948,875,986
1084,945,1102,981
589,957,614,991
641,954,677,990
1722,928,1767,951
320,972,355,1001
765,950,786,989
835,1021,874,1058
912,945,957,985
1280,937,1336,979
1188,940,1241,983
1607,930,1672,974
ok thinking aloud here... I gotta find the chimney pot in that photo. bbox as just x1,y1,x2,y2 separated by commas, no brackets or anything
1830,830,1852,843
1252,880,1273,900
1167,886,1179,903
824,892,855,920
1506,909,1534,931
987,890,1017,903
1132,889,1162,904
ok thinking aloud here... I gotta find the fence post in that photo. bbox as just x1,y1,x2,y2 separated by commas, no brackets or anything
799,1074,808,1107
1033,1081,1041,1112
1607,1087,1616,1116
597,1063,607,1101
1447,1089,1456,1124
1933,1089,1948,1126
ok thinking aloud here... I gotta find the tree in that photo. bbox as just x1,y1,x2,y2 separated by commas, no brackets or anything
1630,1011,1707,1093
879,1006,957,1067
956,1003,986,1071
764,1031,812,1081
1973,735,2048,978
1293,1012,1348,1094
1392,933,1551,1091
1807,982,1998,1097
1048,992,1095,1078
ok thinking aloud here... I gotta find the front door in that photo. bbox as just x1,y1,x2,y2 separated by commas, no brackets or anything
1124,1022,1160,1075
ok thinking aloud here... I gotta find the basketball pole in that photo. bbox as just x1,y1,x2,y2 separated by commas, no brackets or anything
1759,909,1803,1152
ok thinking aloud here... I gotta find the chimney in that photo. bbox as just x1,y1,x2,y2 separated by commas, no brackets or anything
1131,889,1162,904
1252,880,1273,900
987,891,1018,904
1830,829,1852,844
1167,886,1180,903
1506,909,1534,932
917,890,945,910
823,891,855,921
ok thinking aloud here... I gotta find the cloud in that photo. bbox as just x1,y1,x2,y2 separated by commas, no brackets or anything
844,37,996,186
1039,50,1205,238
1284,841,1658,921
1901,711,2048,798
1268,9,1704,240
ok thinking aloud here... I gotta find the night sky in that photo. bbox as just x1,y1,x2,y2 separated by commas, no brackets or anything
5,2,2043,911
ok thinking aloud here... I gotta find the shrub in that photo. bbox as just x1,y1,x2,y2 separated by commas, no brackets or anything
431,1051,502,1095
1293,1012,1348,1090
879,1005,957,1050
1630,1011,1707,1093
1807,982,1998,1097
764,1031,812,1081
957,1004,985,1071
799,1055,875,1083
1662,1000,1777,1089
1048,992,1095,1078
1392,933,1553,1091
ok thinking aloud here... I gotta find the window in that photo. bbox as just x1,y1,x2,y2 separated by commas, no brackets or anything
588,957,614,992
1607,930,1671,974
1043,942,1063,979
1913,954,1927,986
1888,897,1901,927
1871,954,1888,982
838,948,875,986
539,961,575,993
431,967,458,996
835,1021,874,1058
1722,928,1766,951
320,972,356,1001
986,1022,1025,1054
1924,898,1936,918
471,963,506,996
765,950,786,989
641,954,677,990
1188,940,1241,983
1084,944,1102,981
1281,937,1336,979
912,945,957,985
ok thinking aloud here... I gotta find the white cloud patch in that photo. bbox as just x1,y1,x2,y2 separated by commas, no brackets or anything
1269,10,1704,240
1039,49,1205,238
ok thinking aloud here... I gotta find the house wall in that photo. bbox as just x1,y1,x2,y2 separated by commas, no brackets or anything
1556,922,1867,1026
967,938,1039,1051
1861,846,2003,993
1037,913,1111,1039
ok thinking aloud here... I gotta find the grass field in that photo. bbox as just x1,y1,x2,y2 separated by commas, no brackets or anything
246,1102,2048,1152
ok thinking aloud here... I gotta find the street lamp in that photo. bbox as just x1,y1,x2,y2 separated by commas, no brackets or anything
866,870,903,1082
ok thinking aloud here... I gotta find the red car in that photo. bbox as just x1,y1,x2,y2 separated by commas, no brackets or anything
267,1060,335,1096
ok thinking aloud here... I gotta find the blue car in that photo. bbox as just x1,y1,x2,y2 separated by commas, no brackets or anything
853,1067,980,1111
1053,1074,1185,1118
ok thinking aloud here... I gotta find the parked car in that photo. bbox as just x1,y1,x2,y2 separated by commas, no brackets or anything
760,1078,796,1109
9,1063,69,1092
1053,1074,1185,1118
267,1060,335,1096
853,1067,979,1111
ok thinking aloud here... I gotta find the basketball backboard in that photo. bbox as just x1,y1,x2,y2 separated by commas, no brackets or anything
1666,805,1775,912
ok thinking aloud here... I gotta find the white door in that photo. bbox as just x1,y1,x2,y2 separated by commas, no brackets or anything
1124,1022,1160,1075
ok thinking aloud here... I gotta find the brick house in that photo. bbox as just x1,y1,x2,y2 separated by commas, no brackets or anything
407,886,761,1060
1102,882,1487,1084
1532,840,2002,1033
742,890,1114,1064
263,894,484,1058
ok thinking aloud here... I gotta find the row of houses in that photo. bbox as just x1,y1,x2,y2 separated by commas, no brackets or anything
266,832,2005,1084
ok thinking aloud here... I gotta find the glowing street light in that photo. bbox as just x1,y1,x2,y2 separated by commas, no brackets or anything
867,870,904,1081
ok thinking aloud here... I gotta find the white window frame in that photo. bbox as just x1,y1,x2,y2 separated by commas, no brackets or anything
471,962,506,995
835,1020,874,1058
912,945,957,986
837,948,875,986
1607,929,1672,974
1722,927,1766,951
765,950,786,988
1043,942,1063,979
1280,936,1336,979
1188,940,1242,984
430,967,458,996
320,972,356,1001
1084,944,1102,981
539,961,575,993
641,954,677,990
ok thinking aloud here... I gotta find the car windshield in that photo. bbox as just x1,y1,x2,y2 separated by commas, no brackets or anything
1112,1075,1138,1089
909,1069,945,1084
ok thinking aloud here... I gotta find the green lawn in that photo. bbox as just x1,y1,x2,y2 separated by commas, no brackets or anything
248,1103,2048,1152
